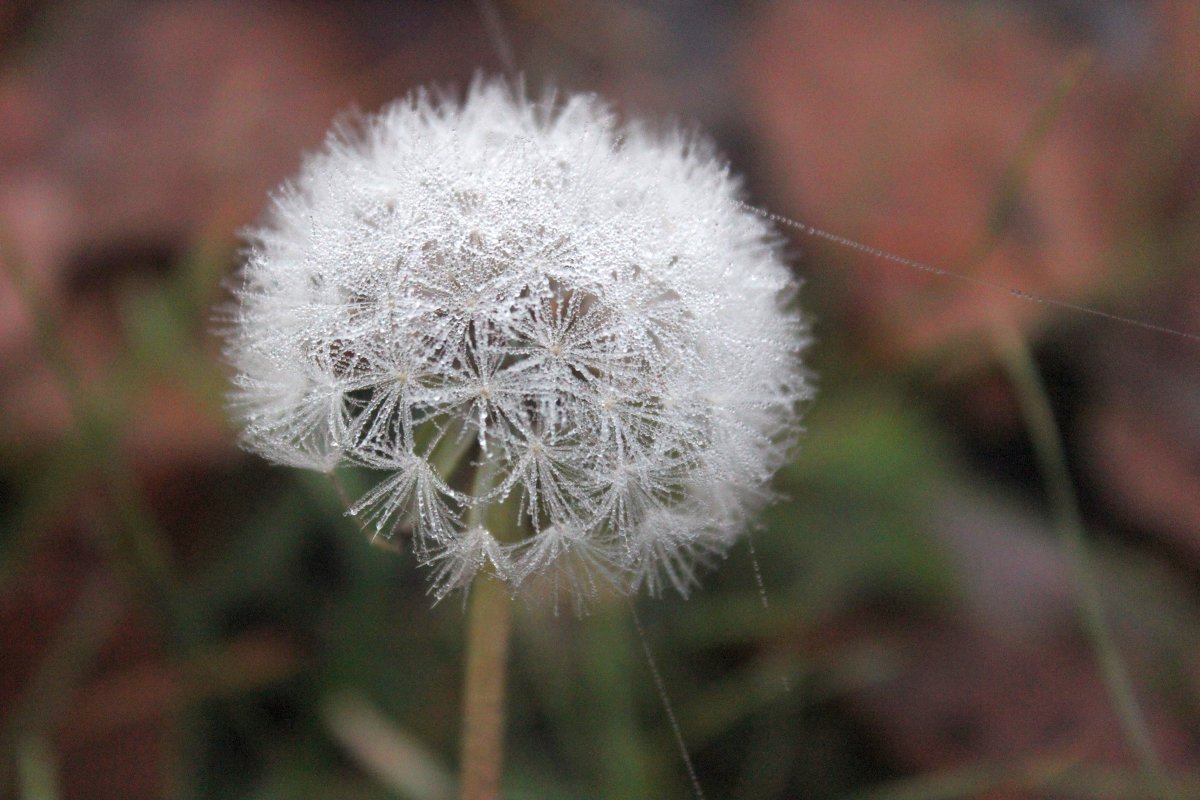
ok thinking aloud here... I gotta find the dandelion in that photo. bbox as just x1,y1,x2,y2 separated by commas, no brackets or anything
223,77,810,799
224,79,810,605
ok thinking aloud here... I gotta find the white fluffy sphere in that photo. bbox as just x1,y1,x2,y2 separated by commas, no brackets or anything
225,80,811,601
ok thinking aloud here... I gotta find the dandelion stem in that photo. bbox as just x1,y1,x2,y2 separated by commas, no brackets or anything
460,570,513,800
993,322,1177,800
459,463,514,800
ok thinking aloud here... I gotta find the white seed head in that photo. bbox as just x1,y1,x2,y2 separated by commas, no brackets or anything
223,79,812,603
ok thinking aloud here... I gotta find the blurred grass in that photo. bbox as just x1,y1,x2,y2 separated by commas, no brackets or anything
3,2,1200,799
7,198,1181,799
3,236,1194,799
0,235,175,605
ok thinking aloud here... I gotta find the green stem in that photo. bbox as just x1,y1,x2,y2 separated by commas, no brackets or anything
460,571,513,800
993,323,1177,800
963,48,1094,269
459,462,515,800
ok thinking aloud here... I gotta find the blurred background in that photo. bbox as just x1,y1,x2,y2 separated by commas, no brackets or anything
2,1,1200,798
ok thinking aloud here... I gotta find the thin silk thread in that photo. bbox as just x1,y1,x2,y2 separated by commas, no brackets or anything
630,602,707,800
738,200,1200,346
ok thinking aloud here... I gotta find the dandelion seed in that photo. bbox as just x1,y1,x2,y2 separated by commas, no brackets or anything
222,78,812,601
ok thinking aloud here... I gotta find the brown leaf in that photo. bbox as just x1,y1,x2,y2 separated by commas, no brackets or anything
740,0,1147,361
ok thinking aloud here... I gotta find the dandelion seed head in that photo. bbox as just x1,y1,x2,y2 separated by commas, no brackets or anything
224,79,812,601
